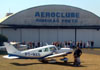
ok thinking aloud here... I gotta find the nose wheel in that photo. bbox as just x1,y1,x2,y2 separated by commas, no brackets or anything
60,57,68,63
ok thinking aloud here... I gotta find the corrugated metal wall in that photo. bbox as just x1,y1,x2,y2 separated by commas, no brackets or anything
0,28,100,47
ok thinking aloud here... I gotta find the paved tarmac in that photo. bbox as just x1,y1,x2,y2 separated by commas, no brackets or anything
82,49,100,55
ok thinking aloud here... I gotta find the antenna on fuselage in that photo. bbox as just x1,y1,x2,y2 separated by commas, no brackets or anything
46,43,48,46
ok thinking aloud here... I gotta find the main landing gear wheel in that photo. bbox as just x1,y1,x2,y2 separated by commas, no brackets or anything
39,59,48,63
39,59,57,63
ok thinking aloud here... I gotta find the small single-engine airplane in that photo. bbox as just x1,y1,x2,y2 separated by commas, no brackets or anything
3,42,73,63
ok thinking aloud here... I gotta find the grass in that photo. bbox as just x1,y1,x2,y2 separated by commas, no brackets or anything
0,53,100,70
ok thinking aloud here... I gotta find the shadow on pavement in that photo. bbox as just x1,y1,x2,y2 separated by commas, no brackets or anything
11,62,87,67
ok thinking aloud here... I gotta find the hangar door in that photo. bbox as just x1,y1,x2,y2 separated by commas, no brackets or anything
21,29,39,42
2,29,20,42
77,29,100,47
2,28,75,44
40,29,75,44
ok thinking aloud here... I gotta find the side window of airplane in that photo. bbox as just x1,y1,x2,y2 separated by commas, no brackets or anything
50,47,56,52
38,50,42,52
44,48,48,52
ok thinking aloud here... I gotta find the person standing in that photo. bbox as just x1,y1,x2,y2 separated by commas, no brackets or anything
80,41,83,49
91,41,94,49
83,42,86,48
73,47,82,66
87,41,90,48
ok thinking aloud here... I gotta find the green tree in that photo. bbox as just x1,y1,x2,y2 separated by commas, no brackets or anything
0,34,8,46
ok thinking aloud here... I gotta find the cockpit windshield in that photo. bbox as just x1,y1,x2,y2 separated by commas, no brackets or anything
49,46,57,52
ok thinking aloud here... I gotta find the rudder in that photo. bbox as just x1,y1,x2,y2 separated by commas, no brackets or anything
4,42,20,54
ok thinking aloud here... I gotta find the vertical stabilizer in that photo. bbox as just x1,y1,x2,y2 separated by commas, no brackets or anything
4,42,20,54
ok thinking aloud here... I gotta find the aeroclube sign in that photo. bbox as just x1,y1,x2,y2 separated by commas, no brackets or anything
34,12,80,23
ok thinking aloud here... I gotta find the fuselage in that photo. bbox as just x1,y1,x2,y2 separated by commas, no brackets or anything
8,45,73,59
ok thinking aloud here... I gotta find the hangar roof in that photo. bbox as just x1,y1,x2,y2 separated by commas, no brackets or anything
0,16,10,23
0,5,100,29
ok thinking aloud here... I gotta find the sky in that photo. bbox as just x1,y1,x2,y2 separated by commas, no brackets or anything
0,0,100,19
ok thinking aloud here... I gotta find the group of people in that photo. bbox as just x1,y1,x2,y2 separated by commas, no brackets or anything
18,40,94,49
76,41,94,49
52,40,94,49
21,41,44,49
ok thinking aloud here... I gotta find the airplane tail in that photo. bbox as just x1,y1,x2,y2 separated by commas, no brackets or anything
4,42,20,54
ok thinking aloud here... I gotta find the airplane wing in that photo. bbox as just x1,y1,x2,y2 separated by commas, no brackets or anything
45,52,69,59
3,55,19,59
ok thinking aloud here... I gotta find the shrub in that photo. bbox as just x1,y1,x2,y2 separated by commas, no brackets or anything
0,34,8,46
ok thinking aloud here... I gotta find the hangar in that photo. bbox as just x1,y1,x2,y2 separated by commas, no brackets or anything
0,5,100,47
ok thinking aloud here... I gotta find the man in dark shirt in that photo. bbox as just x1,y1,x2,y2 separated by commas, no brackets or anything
91,41,94,49
74,46,82,66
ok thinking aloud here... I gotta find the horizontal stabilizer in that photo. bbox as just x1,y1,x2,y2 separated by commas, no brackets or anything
3,55,19,59
0,46,5,49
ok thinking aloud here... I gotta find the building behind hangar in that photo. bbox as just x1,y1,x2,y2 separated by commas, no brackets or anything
0,5,100,47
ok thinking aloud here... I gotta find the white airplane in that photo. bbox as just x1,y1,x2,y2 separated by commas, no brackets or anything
3,42,73,63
